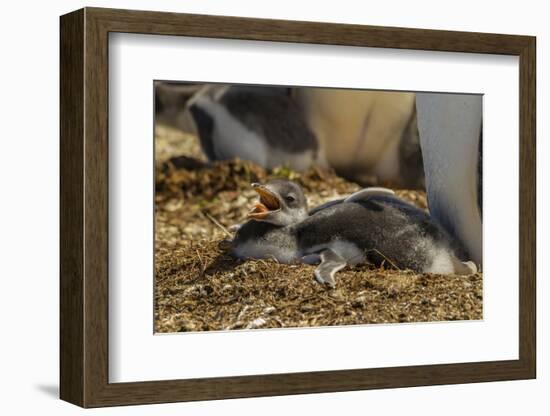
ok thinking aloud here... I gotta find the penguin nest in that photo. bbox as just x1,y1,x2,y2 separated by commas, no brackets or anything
154,125,482,333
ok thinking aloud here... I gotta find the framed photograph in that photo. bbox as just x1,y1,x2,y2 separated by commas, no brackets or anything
60,7,536,408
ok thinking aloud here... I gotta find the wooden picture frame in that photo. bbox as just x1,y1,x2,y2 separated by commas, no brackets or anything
60,7,536,408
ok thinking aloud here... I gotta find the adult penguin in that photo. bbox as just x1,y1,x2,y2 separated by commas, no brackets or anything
186,85,324,171
294,88,425,188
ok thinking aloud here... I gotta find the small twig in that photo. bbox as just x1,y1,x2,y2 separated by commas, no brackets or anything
201,211,233,238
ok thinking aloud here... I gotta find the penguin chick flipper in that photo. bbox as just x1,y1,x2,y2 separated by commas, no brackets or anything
344,187,395,203
308,187,395,216
313,249,347,288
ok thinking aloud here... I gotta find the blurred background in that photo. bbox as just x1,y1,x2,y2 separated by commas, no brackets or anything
154,81,426,190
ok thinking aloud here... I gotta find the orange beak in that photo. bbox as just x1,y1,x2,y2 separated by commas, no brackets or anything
247,184,281,219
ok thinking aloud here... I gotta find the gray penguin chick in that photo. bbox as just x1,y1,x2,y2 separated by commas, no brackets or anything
231,180,477,287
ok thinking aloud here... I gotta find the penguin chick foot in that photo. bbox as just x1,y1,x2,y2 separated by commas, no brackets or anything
313,249,347,288
451,258,478,275
461,261,478,274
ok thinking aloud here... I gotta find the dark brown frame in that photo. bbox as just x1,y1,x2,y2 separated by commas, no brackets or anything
60,7,536,408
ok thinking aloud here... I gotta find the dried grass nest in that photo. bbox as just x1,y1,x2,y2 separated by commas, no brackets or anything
154,155,482,333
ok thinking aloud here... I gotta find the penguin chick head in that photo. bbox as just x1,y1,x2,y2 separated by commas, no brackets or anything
247,180,308,226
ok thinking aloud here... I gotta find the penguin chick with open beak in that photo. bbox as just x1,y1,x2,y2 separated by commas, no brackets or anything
231,180,477,288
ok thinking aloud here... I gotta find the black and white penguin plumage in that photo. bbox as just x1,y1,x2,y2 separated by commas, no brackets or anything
415,93,482,266
231,180,477,287
186,85,325,171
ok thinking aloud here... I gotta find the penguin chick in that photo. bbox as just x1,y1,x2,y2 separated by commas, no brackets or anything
231,180,477,288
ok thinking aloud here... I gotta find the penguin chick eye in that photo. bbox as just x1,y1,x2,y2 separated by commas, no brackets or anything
285,195,296,203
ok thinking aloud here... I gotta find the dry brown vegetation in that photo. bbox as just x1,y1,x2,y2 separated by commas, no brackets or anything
154,124,482,333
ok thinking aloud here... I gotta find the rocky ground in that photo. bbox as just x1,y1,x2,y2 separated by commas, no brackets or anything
154,124,482,333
